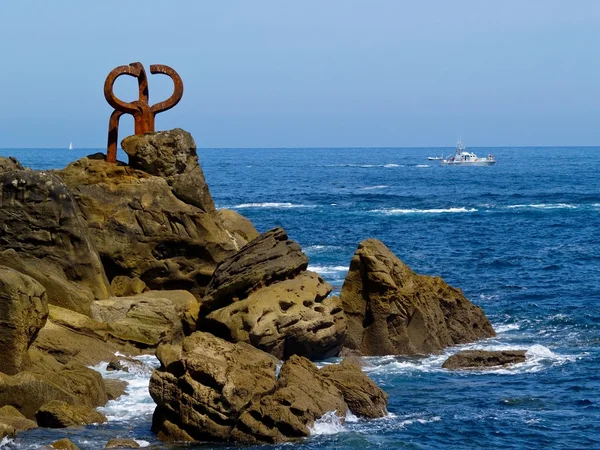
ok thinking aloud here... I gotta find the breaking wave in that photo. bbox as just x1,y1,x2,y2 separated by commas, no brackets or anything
233,202,314,209
371,207,477,215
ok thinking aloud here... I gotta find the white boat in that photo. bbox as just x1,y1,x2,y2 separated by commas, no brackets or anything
69,142,73,150
441,139,496,166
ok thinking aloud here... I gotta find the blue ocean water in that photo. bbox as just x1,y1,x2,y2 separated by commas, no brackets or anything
1,146,599,449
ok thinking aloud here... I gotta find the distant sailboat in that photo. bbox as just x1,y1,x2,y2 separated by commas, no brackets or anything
69,142,73,150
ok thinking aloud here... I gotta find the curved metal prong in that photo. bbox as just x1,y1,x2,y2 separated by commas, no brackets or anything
104,63,144,114
149,64,184,114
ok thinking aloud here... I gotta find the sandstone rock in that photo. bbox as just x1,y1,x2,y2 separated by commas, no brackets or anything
201,228,345,360
134,290,199,335
0,266,49,374
341,239,495,356
0,405,37,432
49,438,80,450
106,355,144,373
149,332,278,442
0,156,24,172
111,276,148,297
105,438,140,448
35,400,106,428
91,296,182,347
47,305,108,341
121,129,215,213
57,154,237,298
104,379,128,401
0,423,15,439
320,357,387,418
231,355,348,444
442,350,527,370
0,169,111,314
217,209,259,249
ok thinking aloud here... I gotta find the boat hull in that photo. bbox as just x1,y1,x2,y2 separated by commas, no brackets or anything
441,160,496,166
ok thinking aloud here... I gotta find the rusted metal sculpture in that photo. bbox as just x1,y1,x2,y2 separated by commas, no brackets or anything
104,62,183,163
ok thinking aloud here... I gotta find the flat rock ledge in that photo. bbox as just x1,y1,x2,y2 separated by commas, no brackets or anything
442,350,527,370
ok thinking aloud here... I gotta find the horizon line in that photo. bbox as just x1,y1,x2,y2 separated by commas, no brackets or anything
0,145,598,150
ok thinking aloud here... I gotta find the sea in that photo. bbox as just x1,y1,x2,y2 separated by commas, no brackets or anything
1,146,599,449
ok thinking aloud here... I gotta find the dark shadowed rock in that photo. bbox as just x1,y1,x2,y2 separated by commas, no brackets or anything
341,239,495,356
0,157,24,172
442,350,527,370
320,357,388,418
201,228,346,360
0,266,48,375
35,400,106,428
110,276,148,297
57,154,237,298
0,170,112,314
217,209,260,249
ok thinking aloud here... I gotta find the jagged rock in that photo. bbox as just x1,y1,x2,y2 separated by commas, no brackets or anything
201,228,346,359
105,438,140,448
57,152,237,298
341,239,496,356
442,350,527,370
0,266,48,375
49,438,80,450
106,355,144,373
149,332,278,442
231,355,348,444
35,400,106,428
104,379,127,401
0,405,37,432
111,276,148,297
0,156,24,172
0,364,107,419
122,128,215,213
320,357,387,418
217,209,260,249
91,296,182,347
0,169,111,315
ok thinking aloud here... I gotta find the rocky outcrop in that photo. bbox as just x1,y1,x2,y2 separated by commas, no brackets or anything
320,356,387,418
57,149,237,298
121,128,215,213
110,276,148,297
149,332,382,444
35,400,106,428
0,169,111,314
0,266,48,375
149,332,278,442
341,239,495,356
200,228,346,360
0,156,24,172
0,405,37,432
442,350,527,370
50,438,80,450
105,438,140,448
217,209,260,249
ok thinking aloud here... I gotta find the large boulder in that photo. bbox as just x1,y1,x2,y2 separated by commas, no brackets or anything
0,266,48,375
56,149,237,298
149,332,278,442
0,405,37,432
201,228,346,360
35,400,106,428
217,209,260,249
341,239,495,356
442,350,527,370
0,169,111,315
0,156,24,172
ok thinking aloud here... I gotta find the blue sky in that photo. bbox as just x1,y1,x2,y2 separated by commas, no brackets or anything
0,1,598,148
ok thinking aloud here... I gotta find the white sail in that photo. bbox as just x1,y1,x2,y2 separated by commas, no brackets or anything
69,142,73,150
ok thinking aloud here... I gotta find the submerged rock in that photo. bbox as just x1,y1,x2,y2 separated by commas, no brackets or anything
104,438,140,448
201,227,346,360
341,239,495,356
442,350,527,370
49,438,80,450
35,400,106,428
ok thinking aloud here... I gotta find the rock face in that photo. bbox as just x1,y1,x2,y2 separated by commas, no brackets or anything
121,128,215,213
341,239,495,356
35,400,107,427
201,228,346,360
442,350,527,370
57,150,237,298
0,169,111,314
110,276,148,297
217,209,260,249
149,332,278,442
150,332,384,444
0,266,48,375
0,156,24,172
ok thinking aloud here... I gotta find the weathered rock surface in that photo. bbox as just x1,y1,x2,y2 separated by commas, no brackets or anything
134,290,199,335
149,332,278,442
217,209,260,249
320,357,387,418
49,438,80,450
110,276,148,297
104,438,141,448
231,355,348,444
0,156,24,172
0,405,37,432
0,169,111,314
0,423,15,439
106,355,144,373
0,266,48,375
442,350,527,370
341,239,495,356
201,228,346,359
57,151,237,298
35,400,106,428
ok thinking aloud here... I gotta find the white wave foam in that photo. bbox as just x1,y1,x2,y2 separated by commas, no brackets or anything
360,185,389,190
134,440,151,447
506,203,577,210
309,411,345,435
494,323,520,333
384,163,401,168
307,265,348,275
305,245,343,254
371,207,477,215
233,202,313,209
415,164,430,168
0,437,13,448
398,414,441,429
